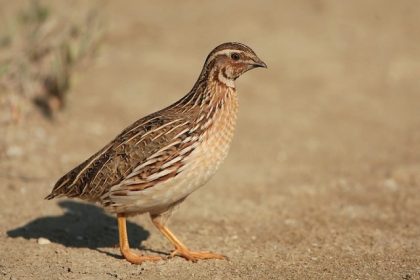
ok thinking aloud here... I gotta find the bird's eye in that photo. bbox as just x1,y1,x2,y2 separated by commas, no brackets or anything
231,53,240,61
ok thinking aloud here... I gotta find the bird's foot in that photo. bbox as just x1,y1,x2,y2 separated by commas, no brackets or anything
121,249,162,264
170,247,227,262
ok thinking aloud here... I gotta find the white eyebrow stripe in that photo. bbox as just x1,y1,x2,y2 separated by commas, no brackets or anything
207,49,244,63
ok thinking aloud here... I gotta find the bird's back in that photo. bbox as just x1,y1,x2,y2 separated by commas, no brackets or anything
46,109,197,201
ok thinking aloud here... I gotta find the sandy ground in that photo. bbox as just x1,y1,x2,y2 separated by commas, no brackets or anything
1,1,420,279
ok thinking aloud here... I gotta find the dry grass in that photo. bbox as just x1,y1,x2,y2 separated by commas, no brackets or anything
0,0,104,122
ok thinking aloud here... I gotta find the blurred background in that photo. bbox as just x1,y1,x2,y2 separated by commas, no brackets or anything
1,1,419,279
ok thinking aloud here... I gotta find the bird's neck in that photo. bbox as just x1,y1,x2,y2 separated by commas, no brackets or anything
176,66,237,110
172,68,239,140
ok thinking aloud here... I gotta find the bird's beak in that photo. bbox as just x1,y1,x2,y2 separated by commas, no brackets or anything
251,57,267,68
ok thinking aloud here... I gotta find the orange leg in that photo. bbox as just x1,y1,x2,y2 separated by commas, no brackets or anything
151,215,226,262
117,214,162,264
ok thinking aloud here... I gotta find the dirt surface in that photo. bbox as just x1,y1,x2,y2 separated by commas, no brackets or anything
1,1,420,279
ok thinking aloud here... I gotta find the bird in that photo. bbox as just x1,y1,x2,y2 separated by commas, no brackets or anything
46,42,267,264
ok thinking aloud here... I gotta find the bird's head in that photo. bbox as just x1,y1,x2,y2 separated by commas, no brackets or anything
203,42,267,87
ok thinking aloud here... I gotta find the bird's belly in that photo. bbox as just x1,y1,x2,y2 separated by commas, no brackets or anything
121,132,232,214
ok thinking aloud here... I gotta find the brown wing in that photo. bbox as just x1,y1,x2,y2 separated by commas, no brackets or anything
46,110,198,201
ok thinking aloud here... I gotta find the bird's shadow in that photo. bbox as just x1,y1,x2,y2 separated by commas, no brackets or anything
7,200,151,258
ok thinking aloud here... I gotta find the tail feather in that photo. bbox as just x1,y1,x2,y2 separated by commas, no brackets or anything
45,192,59,200
45,176,72,200
45,173,74,199
45,157,91,200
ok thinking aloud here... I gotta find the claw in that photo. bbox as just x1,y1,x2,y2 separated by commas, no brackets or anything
171,247,227,262
121,248,163,264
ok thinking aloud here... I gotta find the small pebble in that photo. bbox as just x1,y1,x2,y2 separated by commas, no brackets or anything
383,178,398,192
6,146,23,158
37,237,51,245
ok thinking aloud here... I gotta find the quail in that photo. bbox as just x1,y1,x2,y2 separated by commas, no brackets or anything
46,42,267,264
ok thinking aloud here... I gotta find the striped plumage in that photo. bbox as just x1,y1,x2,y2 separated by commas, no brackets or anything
46,42,266,263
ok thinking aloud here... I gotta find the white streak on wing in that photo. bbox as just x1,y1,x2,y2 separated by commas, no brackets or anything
63,144,113,191
174,128,190,139
134,119,182,145
206,106,215,119
125,157,160,179
183,88,200,108
182,136,192,143
52,178,70,193
125,139,183,180
164,121,189,136
179,143,196,155
115,116,162,148
190,124,200,133
160,156,183,169
146,167,175,181
193,93,201,107
181,133,199,145
201,119,213,130
151,131,166,141
196,114,205,123
153,140,182,156
129,115,161,132
123,178,146,186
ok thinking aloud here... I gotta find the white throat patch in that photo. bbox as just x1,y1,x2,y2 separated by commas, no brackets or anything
218,71,235,88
